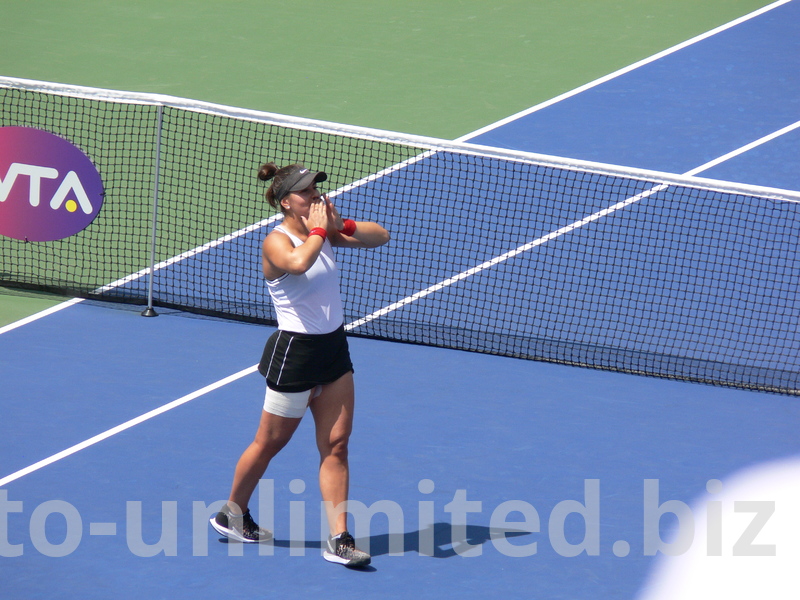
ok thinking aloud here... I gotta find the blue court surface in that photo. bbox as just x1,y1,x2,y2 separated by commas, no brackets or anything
2,2,800,599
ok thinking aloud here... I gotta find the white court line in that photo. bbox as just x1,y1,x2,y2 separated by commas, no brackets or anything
0,365,257,488
684,119,800,177
2,2,795,484
0,298,84,336
346,183,668,330
457,0,793,142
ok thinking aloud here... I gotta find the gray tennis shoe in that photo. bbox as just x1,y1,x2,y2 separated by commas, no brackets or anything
210,505,272,543
323,531,371,567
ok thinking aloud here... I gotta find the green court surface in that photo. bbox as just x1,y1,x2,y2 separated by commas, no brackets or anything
0,0,774,326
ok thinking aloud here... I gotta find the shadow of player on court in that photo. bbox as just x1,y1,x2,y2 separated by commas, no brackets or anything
254,522,533,560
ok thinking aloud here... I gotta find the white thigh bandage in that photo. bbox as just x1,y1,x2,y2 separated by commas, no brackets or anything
263,385,321,418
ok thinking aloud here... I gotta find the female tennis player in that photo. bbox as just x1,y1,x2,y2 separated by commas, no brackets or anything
210,162,389,568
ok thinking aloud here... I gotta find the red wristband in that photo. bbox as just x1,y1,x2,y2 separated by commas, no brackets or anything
308,227,327,240
339,219,357,236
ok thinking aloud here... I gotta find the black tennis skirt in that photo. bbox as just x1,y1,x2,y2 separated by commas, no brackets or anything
257,325,354,393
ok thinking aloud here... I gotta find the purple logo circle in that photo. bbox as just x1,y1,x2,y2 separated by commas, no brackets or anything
0,126,105,242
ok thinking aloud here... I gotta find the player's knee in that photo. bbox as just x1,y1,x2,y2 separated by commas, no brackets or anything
322,434,349,462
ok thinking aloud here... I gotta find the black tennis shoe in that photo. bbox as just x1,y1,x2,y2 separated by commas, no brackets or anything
323,531,371,567
210,506,272,543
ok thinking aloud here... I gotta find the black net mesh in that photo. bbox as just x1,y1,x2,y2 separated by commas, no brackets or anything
3,81,800,394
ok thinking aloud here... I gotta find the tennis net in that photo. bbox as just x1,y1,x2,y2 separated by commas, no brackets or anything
2,76,800,395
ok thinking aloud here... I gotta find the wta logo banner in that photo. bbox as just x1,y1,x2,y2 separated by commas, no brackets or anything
0,126,105,242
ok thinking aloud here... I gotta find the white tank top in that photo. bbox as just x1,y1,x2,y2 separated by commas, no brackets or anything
265,226,344,334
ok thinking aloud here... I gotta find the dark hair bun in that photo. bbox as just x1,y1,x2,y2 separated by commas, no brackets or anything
257,162,278,182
